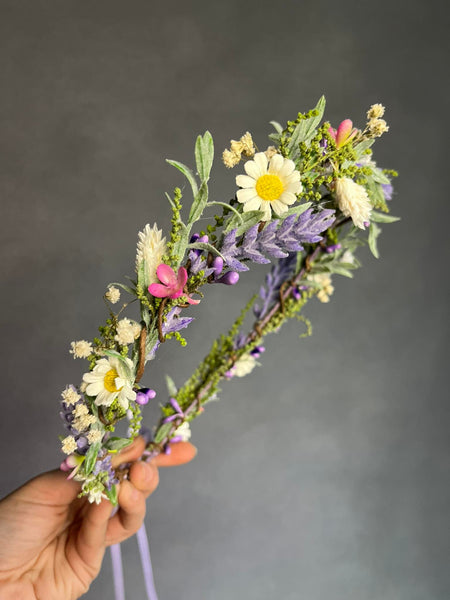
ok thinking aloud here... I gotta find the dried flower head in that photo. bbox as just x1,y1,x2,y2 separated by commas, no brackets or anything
368,118,389,137
307,273,335,303
61,386,81,406
115,318,142,346
335,177,372,229
70,340,93,359
264,145,278,159
136,224,167,287
105,286,121,304
222,149,241,168
61,435,78,455
367,103,385,119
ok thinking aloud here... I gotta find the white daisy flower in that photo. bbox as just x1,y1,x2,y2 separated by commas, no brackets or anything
82,355,136,410
114,318,141,346
335,178,372,229
236,152,302,221
136,223,167,287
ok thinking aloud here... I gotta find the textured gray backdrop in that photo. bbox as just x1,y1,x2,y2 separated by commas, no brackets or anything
1,1,449,599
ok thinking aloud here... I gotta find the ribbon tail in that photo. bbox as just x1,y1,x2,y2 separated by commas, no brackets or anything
137,521,159,600
110,543,126,600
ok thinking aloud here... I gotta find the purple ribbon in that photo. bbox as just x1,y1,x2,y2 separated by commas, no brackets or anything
110,543,125,600
137,521,159,600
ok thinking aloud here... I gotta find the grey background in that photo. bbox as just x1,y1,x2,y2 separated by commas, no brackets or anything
1,1,449,599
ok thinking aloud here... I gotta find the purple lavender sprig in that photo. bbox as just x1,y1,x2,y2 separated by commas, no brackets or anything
220,208,335,271
253,254,298,320
147,307,194,359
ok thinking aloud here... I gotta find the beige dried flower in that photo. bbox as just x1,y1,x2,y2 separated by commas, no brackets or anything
368,118,389,137
222,149,241,168
105,286,121,304
264,146,278,159
61,435,78,455
239,132,255,157
70,340,93,359
367,103,385,119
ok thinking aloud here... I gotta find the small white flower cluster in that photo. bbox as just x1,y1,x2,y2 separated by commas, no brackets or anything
105,286,121,304
307,273,335,303
72,403,96,431
61,435,78,454
70,340,93,359
61,386,81,405
115,318,141,346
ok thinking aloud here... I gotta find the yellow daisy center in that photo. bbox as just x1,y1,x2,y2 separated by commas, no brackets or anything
255,174,284,202
104,368,122,393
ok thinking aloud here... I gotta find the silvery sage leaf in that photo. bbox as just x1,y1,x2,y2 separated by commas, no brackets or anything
195,130,214,182
166,160,199,199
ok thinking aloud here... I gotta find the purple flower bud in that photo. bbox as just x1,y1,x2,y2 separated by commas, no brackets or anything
162,414,179,424
364,221,370,228
217,271,239,285
212,256,224,276
292,287,302,300
164,444,172,455
251,345,265,358
198,234,209,244
77,436,88,450
170,435,183,444
145,388,156,400
190,233,200,243
224,368,236,379
325,243,342,254
136,391,149,405
169,397,183,414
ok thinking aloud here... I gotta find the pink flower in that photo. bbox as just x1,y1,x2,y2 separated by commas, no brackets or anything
328,119,358,148
148,264,200,304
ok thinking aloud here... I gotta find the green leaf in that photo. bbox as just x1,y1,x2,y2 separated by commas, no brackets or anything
330,264,354,278
354,139,374,159
104,437,133,452
287,96,326,157
224,210,265,235
368,222,382,258
283,202,312,218
188,181,209,225
370,211,400,224
102,349,134,380
371,167,390,185
186,241,225,260
208,201,243,223
84,442,101,476
165,192,176,209
270,120,283,133
195,131,214,182
165,375,178,397
153,422,174,444
166,160,199,199
105,484,118,506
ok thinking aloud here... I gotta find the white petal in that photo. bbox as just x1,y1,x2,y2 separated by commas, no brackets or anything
285,180,302,194
268,153,284,174
243,197,263,212
271,200,289,216
236,174,256,188
95,389,114,406
284,170,301,184
279,191,297,206
85,381,104,396
237,188,259,203
279,159,296,177
253,152,268,175
244,160,262,179
260,202,272,221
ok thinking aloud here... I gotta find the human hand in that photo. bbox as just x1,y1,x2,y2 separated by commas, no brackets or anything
0,438,197,600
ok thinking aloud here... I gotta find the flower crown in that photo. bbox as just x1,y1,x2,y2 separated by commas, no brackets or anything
58,97,398,505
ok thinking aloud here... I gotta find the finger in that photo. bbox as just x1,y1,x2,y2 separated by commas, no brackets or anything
10,469,81,506
111,436,147,468
74,498,114,569
128,461,159,497
105,480,146,545
152,442,197,467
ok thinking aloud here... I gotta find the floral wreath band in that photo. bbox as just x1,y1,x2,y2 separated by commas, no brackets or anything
58,97,398,507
